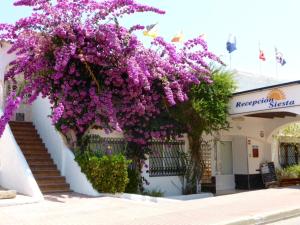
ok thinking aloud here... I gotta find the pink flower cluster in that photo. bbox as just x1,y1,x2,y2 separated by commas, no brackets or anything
0,0,220,145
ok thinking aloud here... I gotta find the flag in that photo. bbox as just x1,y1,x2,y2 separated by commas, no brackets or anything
259,50,266,61
199,33,206,39
275,48,286,66
226,35,237,53
143,29,158,38
171,31,184,43
143,23,158,38
145,23,157,32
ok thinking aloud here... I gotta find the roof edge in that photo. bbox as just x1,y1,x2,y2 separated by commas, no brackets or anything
234,80,300,96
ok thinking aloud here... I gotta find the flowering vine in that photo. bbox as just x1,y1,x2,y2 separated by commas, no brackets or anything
0,0,221,146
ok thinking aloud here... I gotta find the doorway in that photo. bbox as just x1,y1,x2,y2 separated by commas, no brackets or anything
220,141,233,175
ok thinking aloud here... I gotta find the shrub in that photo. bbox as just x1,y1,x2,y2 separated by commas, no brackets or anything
75,151,131,193
276,165,300,179
125,168,141,194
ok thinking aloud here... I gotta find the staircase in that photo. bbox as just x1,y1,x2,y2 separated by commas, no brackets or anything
9,121,71,194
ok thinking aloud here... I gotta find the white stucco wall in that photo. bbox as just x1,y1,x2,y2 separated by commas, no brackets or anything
247,137,266,174
213,116,283,190
216,116,291,176
0,112,43,199
31,96,100,196
0,44,43,199
0,42,32,122
215,175,235,191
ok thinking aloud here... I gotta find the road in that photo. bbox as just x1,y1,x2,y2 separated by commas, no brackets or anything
1,187,300,225
268,216,300,225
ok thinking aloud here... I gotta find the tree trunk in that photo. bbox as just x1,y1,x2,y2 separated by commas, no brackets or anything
185,133,205,194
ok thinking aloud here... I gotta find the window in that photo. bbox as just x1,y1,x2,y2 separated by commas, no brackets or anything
87,135,125,155
279,143,300,168
149,140,186,177
85,135,187,176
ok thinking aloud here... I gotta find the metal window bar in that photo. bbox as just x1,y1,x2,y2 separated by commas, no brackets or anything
86,135,187,177
87,135,126,155
279,143,300,168
149,140,186,177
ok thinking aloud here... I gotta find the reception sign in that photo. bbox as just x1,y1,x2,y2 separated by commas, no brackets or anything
229,84,300,115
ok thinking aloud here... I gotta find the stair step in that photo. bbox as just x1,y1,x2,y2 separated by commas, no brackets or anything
10,128,37,133
22,147,48,151
17,142,44,147
13,134,40,139
32,170,60,176
26,156,53,164
23,150,49,154
40,184,70,193
31,165,57,170
31,167,58,171
23,151,52,157
9,121,34,126
35,176,66,184
10,129,38,134
21,146,47,151
18,144,45,149
10,121,70,195
28,161,54,166
26,155,52,160
15,136,42,141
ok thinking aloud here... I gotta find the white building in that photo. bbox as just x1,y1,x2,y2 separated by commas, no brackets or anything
1,41,300,198
213,81,300,192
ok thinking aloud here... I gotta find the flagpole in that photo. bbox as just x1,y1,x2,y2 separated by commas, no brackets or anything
229,53,232,69
276,61,278,78
275,47,278,78
258,41,262,76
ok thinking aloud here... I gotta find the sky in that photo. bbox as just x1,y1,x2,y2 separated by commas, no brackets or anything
1,0,299,81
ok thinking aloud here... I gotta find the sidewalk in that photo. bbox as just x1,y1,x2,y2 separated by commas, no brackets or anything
1,187,300,225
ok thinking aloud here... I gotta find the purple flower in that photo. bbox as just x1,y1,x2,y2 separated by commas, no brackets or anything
0,0,220,146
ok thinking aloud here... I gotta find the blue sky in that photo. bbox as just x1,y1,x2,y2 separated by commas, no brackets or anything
1,0,299,80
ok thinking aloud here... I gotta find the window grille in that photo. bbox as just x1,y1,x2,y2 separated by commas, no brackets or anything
86,135,187,177
15,113,25,122
279,143,300,168
87,135,126,155
148,140,186,177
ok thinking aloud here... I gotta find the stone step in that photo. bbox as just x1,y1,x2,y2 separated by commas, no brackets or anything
9,121,33,125
35,176,66,184
15,136,43,142
26,154,52,160
19,143,45,149
23,151,52,157
27,155,53,164
28,161,54,166
22,147,48,151
12,133,40,139
17,141,44,147
10,121,70,194
31,165,57,170
31,167,58,171
21,145,47,151
39,183,70,193
10,128,38,133
23,150,49,154
32,170,60,176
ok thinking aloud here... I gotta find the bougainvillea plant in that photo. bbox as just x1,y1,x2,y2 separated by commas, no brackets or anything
0,0,221,147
